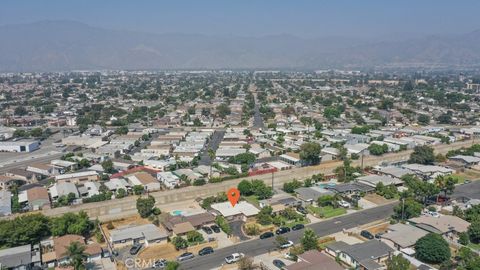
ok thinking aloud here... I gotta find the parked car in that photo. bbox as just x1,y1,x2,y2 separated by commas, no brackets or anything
210,224,221,233
428,211,440,218
296,206,308,215
225,253,244,264
273,259,286,269
153,259,167,268
279,240,294,249
291,224,305,231
129,244,142,255
360,230,374,240
276,227,291,235
284,252,296,261
198,246,214,256
338,200,351,208
260,231,274,239
465,179,472,184
202,226,213,234
177,252,195,262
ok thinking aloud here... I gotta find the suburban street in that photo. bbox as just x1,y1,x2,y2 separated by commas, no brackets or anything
180,203,397,270
198,130,226,166
33,138,477,221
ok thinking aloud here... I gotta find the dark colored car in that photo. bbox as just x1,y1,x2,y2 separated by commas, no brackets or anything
198,246,214,256
291,224,305,231
296,206,308,215
202,226,213,234
260,231,274,239
361,230,374,240
210,224,221,233
129,244,142,255
276,227,291,235
177,252,195,262
273,259,286,269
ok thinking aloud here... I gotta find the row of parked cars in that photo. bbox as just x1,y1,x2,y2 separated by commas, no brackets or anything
259,223,305,240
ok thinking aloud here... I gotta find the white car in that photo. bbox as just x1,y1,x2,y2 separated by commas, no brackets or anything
280,240,294,249
225,253,245,264
338,200,351,208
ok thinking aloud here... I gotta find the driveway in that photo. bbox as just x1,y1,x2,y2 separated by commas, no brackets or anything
229,220,250,241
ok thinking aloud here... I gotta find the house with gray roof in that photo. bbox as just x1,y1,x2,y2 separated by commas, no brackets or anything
325,240,394,270
109,223,168,248
0,244,41,270
294,187,334,204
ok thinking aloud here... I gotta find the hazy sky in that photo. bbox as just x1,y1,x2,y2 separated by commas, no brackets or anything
2,0,480,38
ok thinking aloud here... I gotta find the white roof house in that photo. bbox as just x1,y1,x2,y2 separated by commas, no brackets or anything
49,182,79,200
104,178,131,191
211,201,260,218
156,171,180,189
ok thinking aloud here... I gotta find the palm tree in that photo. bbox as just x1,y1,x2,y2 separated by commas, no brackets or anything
64,241,87,270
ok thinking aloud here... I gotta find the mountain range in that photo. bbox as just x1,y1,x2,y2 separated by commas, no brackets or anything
1,20,480,72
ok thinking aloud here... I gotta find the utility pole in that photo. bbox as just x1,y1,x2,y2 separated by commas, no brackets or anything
361,150,364,171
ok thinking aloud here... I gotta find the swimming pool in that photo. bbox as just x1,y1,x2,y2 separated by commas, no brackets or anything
318,182,337,189
171,210,184,216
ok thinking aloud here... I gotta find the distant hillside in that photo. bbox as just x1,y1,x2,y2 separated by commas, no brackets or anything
0,20,479,71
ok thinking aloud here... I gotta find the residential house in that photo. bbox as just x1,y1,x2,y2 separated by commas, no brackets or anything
109,224,168,248
18,186,50,210
128,172,161,192
49,182,79,201
295,187,334,204
409,215,470,238
380,223,428,252
0,244,41,270
55,171,99,185
326,240,394,270
156,172,180,189
286,250,343,270
211,201,260,222
41,235,102,267
26,163,53,178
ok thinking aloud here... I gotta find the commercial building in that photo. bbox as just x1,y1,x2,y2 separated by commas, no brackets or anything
0,140,39,152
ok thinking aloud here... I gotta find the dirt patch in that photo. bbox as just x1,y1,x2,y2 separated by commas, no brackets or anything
364,193,390,205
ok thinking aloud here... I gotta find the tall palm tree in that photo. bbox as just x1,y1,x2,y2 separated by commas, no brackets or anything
64,241,87,270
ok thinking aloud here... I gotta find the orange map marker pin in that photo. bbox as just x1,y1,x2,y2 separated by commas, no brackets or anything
227,187,240,207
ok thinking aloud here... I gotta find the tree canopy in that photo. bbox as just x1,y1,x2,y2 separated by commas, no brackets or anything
415,233,451,264
409,145,435,165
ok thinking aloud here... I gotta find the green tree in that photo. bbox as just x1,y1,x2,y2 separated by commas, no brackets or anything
317,195,337,207
101,160,114,173
133,185,144,195
409,145,435,165
299,142,322,165
238,180,253,196
116,188,127,198
368,143,389,156
468,220,480,244
50,211,93,237
172,236,188,250
283,179,302,193
64,241,87,270
386,254,410,270
257,206,273,225
186,231,204,243
0,214,50,247
417,114,430,126
434,175,458,197
393,198,422,220
415,233,451,264
216,103,231,118
29,127,43,137
136,195,155,218
301,228,318,251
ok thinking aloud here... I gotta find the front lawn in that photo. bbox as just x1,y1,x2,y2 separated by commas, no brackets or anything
307,205,346,218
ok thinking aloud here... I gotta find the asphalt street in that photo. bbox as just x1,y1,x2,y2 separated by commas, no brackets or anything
452,180,480,200
199,130,225,166
180,203,396,270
